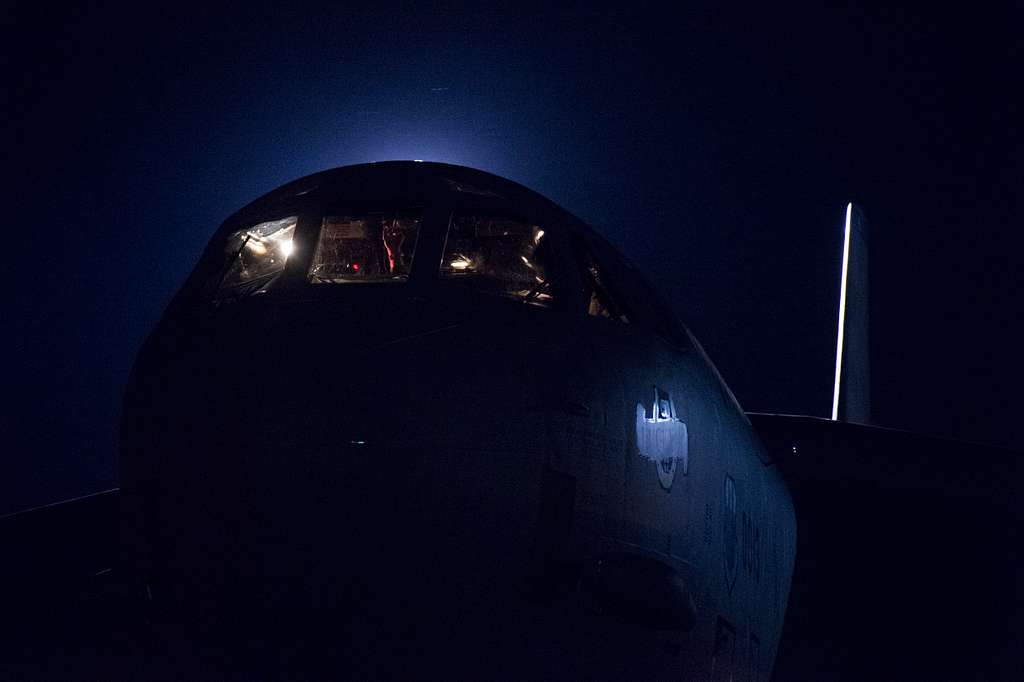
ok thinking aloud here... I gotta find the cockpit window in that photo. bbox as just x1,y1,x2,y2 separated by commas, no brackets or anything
587,234,689,349
214,216,297,298
308,211,421,283
439,214,554,307
572,234,630,323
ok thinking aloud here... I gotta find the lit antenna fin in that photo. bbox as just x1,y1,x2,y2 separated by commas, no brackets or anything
831,203,871,424
832,203,853,420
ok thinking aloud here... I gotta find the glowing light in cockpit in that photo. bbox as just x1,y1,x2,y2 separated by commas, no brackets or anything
246,238,268,256
280,239,294,259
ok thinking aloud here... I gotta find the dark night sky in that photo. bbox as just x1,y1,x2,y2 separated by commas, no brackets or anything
4,2,1021,514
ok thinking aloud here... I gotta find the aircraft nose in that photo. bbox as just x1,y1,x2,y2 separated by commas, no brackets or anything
124,303,543,624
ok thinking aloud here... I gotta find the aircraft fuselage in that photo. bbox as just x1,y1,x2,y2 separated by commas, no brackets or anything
121,161,795,678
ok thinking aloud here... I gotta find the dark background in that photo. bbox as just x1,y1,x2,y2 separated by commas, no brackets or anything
4,2,1021,515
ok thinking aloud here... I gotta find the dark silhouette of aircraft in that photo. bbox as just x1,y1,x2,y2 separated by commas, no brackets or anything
2,162,1021,679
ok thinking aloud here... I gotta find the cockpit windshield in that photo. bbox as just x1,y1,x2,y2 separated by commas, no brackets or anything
205,206,557,307
439,213,554,307
214,216,297,298
308,210,421,283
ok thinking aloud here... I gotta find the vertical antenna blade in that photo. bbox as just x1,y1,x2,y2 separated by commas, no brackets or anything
832,203,871,424
832,203,853,421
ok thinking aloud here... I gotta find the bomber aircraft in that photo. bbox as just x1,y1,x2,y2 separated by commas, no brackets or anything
2,161,1020,679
